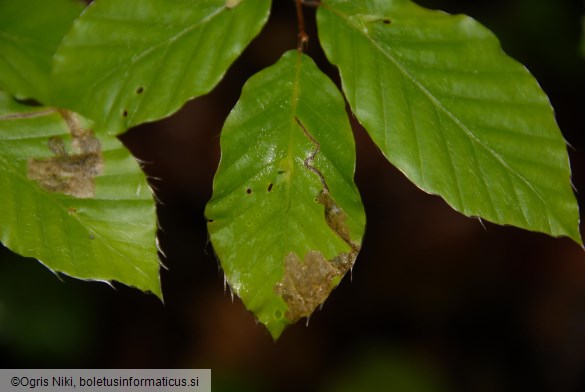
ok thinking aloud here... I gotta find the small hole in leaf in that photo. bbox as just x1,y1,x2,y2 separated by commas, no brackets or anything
382,18,391,24
267,183,273,192
122,110,128,117
136,86,144,94
246,188,252,194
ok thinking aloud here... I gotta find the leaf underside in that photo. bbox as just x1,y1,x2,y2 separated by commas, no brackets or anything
0,0,85,103
205,51,366,339
51,0,272,135
318,0,581,244
0,92,161,297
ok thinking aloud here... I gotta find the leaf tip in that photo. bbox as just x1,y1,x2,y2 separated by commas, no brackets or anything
268,324,286,341
153,288,164,303
256,311,288,341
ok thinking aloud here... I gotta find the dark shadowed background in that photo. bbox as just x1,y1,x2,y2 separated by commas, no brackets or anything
1,1,585,391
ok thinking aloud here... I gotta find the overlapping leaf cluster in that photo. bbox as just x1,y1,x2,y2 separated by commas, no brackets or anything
0,0,270,298
0,0,580,338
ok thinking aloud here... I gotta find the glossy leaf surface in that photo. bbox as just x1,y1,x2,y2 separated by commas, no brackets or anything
206,51,366,338
52,0,271,134
318,0,581,243
0,0,85,103
0,92,161,297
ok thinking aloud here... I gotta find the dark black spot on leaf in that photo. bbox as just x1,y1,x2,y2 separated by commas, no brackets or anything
122,110,128,117
136,86,144,94
267,183,273,192
14,97,43,107
382,18,391,24
246,188,252,194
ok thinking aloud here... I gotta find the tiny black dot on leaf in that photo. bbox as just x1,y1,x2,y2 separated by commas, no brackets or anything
122,110,128,117
382,19,391,24
246,188,252,194
268,183,273,192
136,86,144,94
14,97,43,107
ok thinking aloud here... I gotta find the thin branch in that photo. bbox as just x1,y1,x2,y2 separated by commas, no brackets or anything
295,0,309,52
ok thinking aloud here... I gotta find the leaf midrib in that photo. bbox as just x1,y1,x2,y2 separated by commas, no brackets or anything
282,51,305,254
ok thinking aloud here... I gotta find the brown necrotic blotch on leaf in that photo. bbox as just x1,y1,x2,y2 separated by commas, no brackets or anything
27,112,104,198
275,249,359,322
275,191,361,322
275,117,362,322
317,189,353,245
275,251,339,322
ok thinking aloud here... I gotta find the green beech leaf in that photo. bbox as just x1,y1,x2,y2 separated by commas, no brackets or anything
0,92,161,297
205,50,366,339
51,0,271,135
0,0,85,103
318,0,581,244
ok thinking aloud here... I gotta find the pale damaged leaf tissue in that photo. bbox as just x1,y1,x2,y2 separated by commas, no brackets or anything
28,111,103,198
